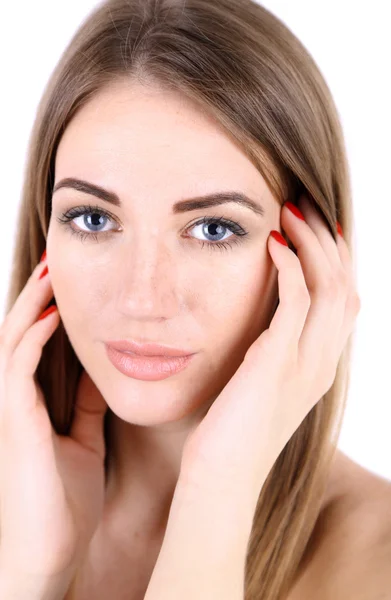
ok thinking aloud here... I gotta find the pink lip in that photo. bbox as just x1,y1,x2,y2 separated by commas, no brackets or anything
105,339,193,358
105,344,194,381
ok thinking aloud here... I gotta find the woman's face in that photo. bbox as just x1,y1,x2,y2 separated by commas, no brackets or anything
47,79,281,426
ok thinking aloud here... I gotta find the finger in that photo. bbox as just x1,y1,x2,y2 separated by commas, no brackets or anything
334,225,360,308
297,194,357,296
69,370,108,460
334,232,361,354
267,198,337,362
294,195,350,339
296,196,360,352
280,209,347,374
297,194,342,269
280,199,336,297
3,305,60,441
0,257,54,356
263,232,310,357
8,303,59,374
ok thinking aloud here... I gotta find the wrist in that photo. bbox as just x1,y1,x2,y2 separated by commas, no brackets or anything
176,469,260,527
167,476,255,559
144,478,253,600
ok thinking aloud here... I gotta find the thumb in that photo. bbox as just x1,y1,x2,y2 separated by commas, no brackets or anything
69,369,108,460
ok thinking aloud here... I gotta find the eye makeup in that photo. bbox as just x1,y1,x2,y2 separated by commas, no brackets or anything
56,203,250,252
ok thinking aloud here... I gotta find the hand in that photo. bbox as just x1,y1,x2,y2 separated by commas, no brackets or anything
0,255,108,582
179,194,361,503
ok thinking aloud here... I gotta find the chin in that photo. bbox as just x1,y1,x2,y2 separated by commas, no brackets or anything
98,373,209,427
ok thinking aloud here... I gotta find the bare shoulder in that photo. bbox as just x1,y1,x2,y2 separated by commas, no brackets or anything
289,452,391,599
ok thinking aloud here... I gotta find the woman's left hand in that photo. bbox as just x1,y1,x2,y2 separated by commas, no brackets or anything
179,194,361,504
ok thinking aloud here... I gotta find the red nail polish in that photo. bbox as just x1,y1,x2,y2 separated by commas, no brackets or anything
40,249,47,263
336,221,344,237
285,201,306,222
270,230,289,246
39,265,49,280
38,305,57,321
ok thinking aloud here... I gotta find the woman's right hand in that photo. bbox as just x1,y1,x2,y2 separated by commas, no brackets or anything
0,253,109,583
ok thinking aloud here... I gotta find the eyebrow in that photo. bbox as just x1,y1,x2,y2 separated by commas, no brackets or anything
52,177,265,217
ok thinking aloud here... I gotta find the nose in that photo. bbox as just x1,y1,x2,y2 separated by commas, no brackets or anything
112,241,184,321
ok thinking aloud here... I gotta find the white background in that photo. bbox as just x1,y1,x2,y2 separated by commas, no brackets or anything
1,1,390,480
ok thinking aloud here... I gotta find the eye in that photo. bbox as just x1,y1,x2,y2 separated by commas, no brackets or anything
185,215,249,252
56,205,250,252
56,204,119,243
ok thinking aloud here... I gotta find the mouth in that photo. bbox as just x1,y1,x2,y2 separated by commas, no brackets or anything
105,338,194,358
104,343,195,381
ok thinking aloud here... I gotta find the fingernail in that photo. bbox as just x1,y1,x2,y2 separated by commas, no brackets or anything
38,305,57,321
39,265,49,280
40,249,47,263
285,201,306,222
270,230,289,246
336,221,344,238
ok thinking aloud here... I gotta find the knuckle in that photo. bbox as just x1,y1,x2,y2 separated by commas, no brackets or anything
319,275,339,299
7,336,29,372
0,352,6,377
348,292,361,314
291,255,311,305
295,285,311,307
335,267,348,289
0,329,11,361
6,353,18,375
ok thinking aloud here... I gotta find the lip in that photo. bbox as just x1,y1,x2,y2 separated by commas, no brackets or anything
105,339,194,358
105,344,195,381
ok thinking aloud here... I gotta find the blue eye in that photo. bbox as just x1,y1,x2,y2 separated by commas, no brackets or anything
185,215,249,251
56,204,249,252
57,204,119,245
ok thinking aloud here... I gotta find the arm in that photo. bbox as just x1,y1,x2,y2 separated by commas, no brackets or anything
143,476,261,600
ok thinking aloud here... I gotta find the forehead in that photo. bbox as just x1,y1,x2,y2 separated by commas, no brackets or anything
54,80,277,214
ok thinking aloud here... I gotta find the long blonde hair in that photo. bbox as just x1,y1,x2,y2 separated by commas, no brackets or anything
4,0,357,598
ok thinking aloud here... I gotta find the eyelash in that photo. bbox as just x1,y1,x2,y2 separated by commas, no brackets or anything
56,203,249,252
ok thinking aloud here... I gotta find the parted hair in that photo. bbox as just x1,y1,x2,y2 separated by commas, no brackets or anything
4,1,357,598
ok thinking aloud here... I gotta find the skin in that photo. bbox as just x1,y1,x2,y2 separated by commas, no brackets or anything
289,451,391,599
47,78,281,549
46,78,391,598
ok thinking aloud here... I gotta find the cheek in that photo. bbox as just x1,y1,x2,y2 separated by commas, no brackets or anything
49,262,110,361
204,257,278,342
47,253,105,326
199,261,278,381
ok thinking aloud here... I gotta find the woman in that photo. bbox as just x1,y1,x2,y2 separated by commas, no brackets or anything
1,0,390,599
